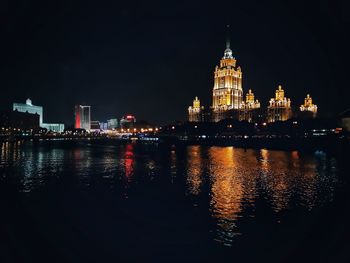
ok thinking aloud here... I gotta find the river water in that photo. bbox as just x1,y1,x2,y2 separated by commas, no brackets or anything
0,140,349,262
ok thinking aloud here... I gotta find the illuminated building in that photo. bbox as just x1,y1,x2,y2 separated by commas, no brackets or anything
340,109,350,132
13,98,64,132
13,98,43,125
100,122,108,130
90,120,100,130
267,85,292,122
120,115,136,129
239,89,261,122
75,105,91,131
41,123,65,133
211,27,243,122
188,96,203,122
107,118,118,129
299,94,317,118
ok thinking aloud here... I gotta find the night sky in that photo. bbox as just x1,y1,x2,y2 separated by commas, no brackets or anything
0,0,349,125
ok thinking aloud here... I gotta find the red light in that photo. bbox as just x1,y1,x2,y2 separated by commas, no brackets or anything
75,106,81,129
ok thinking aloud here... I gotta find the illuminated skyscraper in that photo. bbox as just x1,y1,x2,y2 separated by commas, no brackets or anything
75,105,91,131
188,96,202,122
300,94,317,118
239,89,261,122
212,26,243,122
267,85,292,122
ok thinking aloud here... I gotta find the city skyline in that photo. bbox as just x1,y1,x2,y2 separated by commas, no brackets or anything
0,1,348,125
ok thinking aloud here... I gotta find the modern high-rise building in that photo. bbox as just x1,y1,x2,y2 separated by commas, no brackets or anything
13,98,43,125
299,94,317,118
211,30,243,122
267,85,292,122
239,89,261,122
13,98,64,132
75,105,91,131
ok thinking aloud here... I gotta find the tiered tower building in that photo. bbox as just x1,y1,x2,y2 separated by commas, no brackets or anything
300,94,317,118
267,85,292,122
211,32,243,122
239,89,261,122
188,96,202,122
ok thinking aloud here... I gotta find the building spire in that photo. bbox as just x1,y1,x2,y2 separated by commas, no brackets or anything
223,25,233,59
226,24,230,50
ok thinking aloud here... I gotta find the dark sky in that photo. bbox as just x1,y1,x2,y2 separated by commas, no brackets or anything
0,0,349,125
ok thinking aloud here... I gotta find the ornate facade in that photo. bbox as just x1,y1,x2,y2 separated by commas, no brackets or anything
300,94,317,118
239,89,261,122
267,85,292,122
188,96,202,122
211,38,243,122
186,28,316,124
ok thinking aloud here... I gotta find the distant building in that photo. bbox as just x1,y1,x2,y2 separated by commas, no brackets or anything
107,118,118,129
13,98,43,125
90,120,100,130
120,115,136,129
187,28,244,123
41,123,65,133
13,98,64,132
211,33,243,122
100,122,108,130
0,110,40,132
267,85,292,123
185,26,315,124
75,105,91,131
239,89,261,122
188,97,203,122
340,109,350,132
299,94,317,118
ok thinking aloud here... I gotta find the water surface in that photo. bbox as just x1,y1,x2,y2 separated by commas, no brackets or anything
0,140,349,262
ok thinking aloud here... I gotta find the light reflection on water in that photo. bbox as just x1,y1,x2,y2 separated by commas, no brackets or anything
186,146,338,246
0,141,339,247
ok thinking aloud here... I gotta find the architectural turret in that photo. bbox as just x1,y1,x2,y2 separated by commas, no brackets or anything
300,94,317,118
267,85,292,122
188,97,202,122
